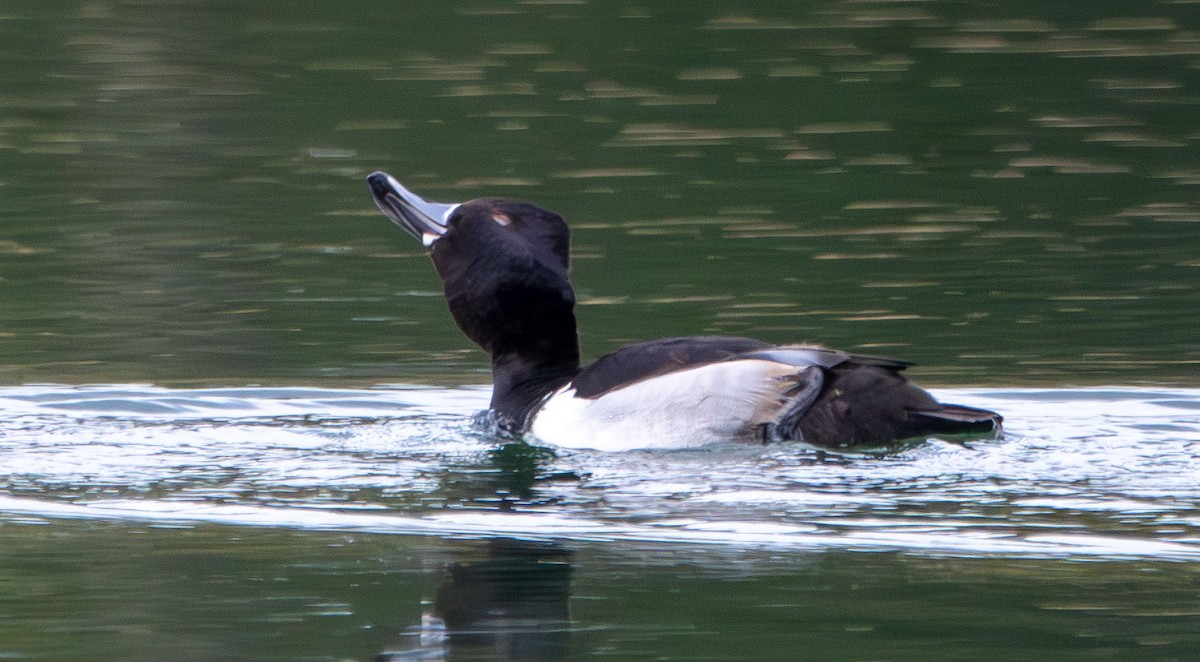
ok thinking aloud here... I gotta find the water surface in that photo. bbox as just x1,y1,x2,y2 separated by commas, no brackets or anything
1,385,1199,660
0,0,1196,385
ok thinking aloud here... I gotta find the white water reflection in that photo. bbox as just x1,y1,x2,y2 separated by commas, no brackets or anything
2,385,1198,561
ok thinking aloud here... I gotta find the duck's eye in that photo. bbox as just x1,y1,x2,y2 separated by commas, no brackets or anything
492,212,512,227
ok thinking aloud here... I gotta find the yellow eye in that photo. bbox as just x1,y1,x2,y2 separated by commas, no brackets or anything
492,212,512,227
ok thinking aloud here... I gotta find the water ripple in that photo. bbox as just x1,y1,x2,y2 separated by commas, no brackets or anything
2,385,1199,561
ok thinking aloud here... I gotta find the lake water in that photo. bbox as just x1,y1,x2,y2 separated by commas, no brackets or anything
1,1,1199,660
1,385,1199,660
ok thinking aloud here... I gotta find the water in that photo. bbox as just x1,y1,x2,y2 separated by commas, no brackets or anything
1,0,1197,386
1,385,1199,659
3,384,1200,557
2,0,1200,659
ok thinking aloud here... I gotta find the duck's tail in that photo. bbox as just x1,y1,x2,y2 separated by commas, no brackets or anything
776,362,1003,448
908,404,1002,437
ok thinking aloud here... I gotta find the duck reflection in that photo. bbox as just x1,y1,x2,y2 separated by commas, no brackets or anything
433,442,580,510
379,538,573,661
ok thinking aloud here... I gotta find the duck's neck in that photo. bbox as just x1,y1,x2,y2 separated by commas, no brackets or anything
476,285,581,431
490,345,580,432
435,243,581,432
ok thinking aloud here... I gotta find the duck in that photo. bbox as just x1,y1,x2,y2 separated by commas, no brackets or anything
366,171,1001,451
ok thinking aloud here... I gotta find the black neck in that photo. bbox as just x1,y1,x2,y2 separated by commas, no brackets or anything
490,347,580,432
441,281,580,431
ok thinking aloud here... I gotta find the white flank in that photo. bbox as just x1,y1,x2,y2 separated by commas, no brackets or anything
529,359,800,451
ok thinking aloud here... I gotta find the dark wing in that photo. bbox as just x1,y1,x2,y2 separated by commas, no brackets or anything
571,337,918,399
570,336,773,399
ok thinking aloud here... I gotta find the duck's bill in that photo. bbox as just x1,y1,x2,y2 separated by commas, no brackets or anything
366,171,460,247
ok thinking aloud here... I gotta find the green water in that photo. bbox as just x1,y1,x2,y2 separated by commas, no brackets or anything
2,1,1199,660
1,0,1196,386
3,522,1198,661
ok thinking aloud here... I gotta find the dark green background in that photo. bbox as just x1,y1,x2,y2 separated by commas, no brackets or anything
1,0,1196,387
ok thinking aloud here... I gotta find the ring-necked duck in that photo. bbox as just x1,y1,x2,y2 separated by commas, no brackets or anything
367,171,1001,451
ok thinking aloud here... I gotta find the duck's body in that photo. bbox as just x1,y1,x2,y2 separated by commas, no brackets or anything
367,172,1001,450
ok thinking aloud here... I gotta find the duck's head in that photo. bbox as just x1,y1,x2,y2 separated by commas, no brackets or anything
367,171,580,421
367,171,570,280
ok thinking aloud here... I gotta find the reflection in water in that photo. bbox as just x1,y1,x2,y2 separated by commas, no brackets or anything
431,441,581,511
0,384,1198,660
1,384,1198,561
380,539,573,662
